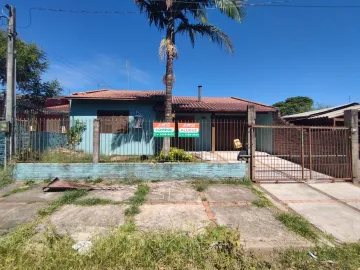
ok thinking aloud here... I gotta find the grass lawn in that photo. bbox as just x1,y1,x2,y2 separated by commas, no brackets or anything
0,221,360,270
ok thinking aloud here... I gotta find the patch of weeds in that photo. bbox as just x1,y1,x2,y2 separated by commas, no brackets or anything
276,243,360,270
43,178,52,184
85,178,103,184
2,183,35,197
251,187,273,208
150,179,161,183
0,221,38,255
220,177,253,186
39,150,93,163
0,167,13,189
276,212,318,241
201,196,208,201
192,180,211,192
124,204,141,216
191,178,252,192
74,197,113,206
24,179,36,186
156,147,196,162
38,189,88,216
125,184,149,217
2,220,360,269
0,223,264,269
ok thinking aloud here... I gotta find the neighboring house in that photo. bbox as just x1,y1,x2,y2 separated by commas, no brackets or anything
283,102,360,126
68,88,277,155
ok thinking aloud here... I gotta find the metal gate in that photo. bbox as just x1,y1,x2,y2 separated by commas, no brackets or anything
251,125,352,182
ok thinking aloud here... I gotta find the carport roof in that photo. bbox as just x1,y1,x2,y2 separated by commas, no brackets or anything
283,102,360,121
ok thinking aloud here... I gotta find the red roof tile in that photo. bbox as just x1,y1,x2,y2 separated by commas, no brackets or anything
70,89,164,100
171,97,275,112
68,90,276,113
45,104,70,113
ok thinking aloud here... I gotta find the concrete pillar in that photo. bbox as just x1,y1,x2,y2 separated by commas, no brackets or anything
93,119,100,164
344,110,359,184
247,105,256,181
247,105,256,154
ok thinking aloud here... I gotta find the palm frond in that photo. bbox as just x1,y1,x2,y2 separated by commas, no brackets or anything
134,0,167,30
211,0,245,22
176,23,234,54
173,0,208,23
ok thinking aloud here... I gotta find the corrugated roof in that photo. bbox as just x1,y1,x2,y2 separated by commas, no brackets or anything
310,104,360,119
283,103,360,120
68,90,276,113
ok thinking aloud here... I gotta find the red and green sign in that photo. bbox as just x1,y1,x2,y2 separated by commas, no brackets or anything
178,123,200,138
153,123,175,137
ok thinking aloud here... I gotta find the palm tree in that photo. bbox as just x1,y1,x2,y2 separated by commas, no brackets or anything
135,0,244,154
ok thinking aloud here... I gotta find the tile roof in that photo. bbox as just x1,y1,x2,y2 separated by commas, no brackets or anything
45,104,70,113
68,89,276,113
70,89,165,100
171,97,276,112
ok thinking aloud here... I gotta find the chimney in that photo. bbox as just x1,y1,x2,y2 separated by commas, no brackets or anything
198,85,202,102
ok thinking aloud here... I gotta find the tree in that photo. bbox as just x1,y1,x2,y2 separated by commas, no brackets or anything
135,0,244,154
273,96,314,116
313,102,332,110
0,30,62,109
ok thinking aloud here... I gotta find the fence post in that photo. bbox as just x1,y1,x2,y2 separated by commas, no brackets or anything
211,113,215,153
93,119,100,164
301,128,305,180
247,105,256,181
309,128,312,179
344,110,359,184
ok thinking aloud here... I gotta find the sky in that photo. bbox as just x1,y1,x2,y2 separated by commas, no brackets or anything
2,0,360,106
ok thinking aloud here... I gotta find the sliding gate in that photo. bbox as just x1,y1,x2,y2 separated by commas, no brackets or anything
251,125,352,182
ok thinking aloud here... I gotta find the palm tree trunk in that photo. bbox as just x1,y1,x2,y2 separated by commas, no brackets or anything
163,13,175,155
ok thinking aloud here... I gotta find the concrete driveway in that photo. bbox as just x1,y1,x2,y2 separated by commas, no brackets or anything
261,181,360,242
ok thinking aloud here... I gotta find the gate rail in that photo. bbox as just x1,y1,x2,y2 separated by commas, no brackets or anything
250,125,352,182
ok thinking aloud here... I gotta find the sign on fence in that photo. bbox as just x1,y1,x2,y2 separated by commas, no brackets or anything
153,123,175,137
178,123,200,138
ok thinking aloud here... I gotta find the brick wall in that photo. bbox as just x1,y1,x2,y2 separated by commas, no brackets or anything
14,163,247,181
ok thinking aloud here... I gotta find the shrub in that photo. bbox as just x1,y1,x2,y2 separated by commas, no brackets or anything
156,147,195,162
66,120,87,149
0,167,13,188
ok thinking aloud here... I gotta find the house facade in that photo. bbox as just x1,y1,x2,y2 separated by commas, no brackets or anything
68,89,277,156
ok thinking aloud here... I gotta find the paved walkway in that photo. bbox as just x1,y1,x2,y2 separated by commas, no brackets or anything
0,182,309,250
261,182,360,242
255,151,330,180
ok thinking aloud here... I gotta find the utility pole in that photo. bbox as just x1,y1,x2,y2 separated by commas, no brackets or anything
4,4,16,164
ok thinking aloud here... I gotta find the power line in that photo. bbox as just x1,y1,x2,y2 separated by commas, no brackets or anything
16,0,360,28
22,2,360,16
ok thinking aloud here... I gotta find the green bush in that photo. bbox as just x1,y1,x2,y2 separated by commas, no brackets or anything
66,120,87,149
156,148,195,162
0,167,13,189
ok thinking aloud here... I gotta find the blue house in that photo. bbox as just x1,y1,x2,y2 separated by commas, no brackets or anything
68,88,277,156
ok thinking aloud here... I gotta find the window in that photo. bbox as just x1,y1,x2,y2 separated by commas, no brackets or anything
97,110,129,134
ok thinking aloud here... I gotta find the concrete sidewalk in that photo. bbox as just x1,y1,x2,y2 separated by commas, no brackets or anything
0,181,309,250
261,182,360,242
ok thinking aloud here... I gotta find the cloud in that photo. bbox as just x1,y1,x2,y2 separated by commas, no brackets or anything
43,53,153,92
